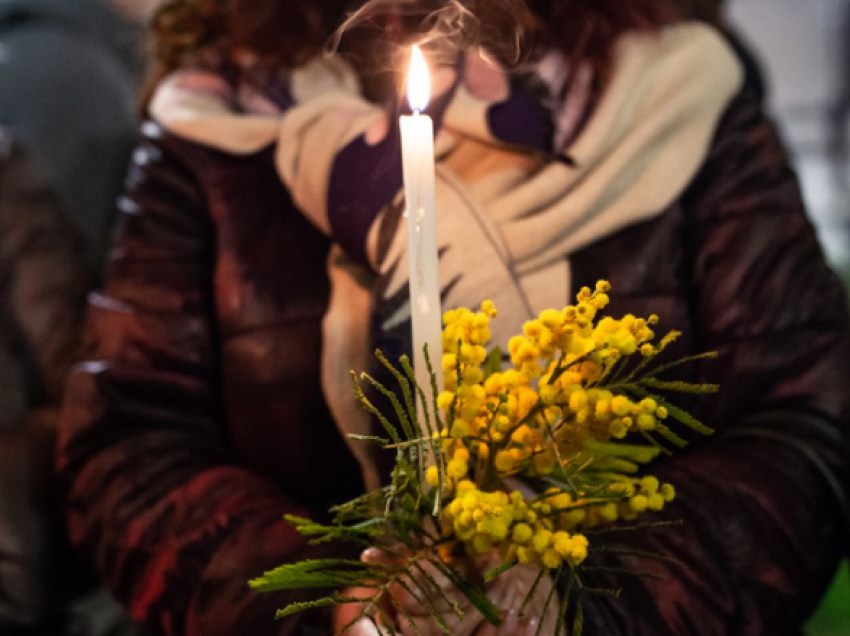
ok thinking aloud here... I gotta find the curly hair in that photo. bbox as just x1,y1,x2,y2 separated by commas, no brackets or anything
145,0,721,101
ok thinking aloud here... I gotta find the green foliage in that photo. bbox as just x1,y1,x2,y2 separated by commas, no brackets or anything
275,595,367,620
573,599,584,636
484,561,517,582
807,562,850,636
639,378,719,394
249,559,382,592
250,355,504,633
252,328,718,634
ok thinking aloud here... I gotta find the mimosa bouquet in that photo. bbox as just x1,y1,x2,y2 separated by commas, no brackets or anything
250,281,717,634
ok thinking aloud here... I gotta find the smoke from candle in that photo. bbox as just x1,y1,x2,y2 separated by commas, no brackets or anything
325,0,536,72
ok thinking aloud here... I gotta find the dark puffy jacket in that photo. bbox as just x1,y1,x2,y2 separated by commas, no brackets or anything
57,76,850,636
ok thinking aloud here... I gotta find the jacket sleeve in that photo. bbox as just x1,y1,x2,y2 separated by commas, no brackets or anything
57,125,349,636
582,88,850,635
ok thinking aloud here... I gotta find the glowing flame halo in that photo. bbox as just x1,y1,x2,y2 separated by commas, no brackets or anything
407,45,431,113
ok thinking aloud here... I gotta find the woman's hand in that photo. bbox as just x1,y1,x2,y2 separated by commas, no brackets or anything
473,563,560,636
345,548,560,636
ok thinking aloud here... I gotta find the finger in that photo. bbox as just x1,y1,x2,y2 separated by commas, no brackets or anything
392,561,470,616
502,609,521,634
475,623,498,636
520,618,540,636
389,566,454,614
362,547,403,565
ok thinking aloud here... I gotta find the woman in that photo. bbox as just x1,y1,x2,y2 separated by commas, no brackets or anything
57,1,850,635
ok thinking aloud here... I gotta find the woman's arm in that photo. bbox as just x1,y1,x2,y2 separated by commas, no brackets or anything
57,124,350,636
581,86,850,635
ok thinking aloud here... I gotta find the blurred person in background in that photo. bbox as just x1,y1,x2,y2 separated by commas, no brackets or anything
0,133,149,635
0,0,159,632
0,0,158,269
0,127,85,633
0,130,86,436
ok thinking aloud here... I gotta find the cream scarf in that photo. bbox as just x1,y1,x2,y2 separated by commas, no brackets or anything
151,24,742,488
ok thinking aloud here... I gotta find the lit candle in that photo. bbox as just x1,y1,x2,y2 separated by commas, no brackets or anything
400,45,444,434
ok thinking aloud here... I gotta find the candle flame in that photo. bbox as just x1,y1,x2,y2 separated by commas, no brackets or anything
407,45,431,113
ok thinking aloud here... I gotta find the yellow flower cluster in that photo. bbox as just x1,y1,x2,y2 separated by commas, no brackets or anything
507,281,614,379
536,478,676,532
438,481,589,569
428,282,685,572
620,476,677,520
441,304,494,392
436,285,667,477
546,391,671,456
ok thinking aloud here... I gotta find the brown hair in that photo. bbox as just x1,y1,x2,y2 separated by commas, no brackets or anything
145,0,721,103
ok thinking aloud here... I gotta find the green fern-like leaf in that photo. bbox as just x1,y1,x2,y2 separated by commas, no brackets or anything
589,443,660,464
361,372,414,442
351,372,402,445
643,351,719,379
484,561,517,582
639,430,673,456
639,378,719,394
274,594,368,620
554,577,571,636
401,351,448,514
572,599,584,636
328,489,390,519
584,519,684,536
663,402,714,436
594,545,686,569
654,424,689,449
375,350,420,440
400,353,436,442
347,434,391,445
625,386,715,437
655,330,682,353
282,514,384,546
249,559,385,593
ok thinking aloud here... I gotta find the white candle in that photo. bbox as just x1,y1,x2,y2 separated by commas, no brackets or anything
400,45,444,435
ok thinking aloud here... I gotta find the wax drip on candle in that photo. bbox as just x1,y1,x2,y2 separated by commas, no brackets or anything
415,206,427,314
